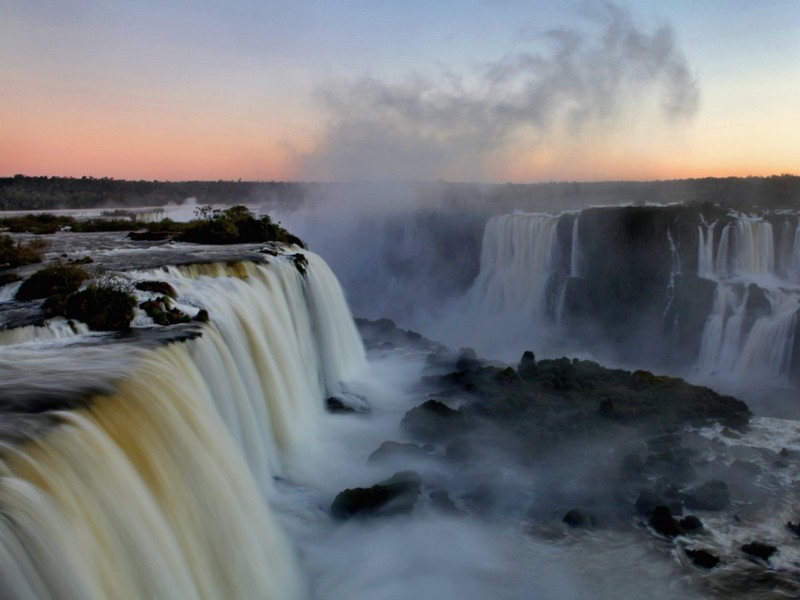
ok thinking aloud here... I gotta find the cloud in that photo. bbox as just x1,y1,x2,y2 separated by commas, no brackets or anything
300,1,700,182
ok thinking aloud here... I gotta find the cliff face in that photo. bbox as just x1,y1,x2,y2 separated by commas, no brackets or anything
466,204,800,384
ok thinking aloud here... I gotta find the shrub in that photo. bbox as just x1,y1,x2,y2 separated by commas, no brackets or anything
15,261,89,301
0,235,46,269
177,205,306,246
65,283,137,331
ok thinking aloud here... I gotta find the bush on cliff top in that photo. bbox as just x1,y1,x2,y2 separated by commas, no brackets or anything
15,261,89,301
0,234,46,269
177,205,305,246
65,282,136,331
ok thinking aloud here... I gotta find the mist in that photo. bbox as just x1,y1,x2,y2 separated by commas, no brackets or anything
300,2,699,182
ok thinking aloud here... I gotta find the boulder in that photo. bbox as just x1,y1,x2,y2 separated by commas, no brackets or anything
330,471,422,520
649,505,682,538
563,508,597,528
741,542,777,561
368,441,429,463
401,399,465,441
685,548,720,569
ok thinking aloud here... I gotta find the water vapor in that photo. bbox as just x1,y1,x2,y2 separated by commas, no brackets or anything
301,2,699,181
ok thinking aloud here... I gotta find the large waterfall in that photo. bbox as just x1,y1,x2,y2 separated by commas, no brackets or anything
0,251,366,599
459,207,800,385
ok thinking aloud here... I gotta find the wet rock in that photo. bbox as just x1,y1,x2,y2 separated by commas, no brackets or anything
401,399,465,442
685,548,720,569
135,280,177,298
679,515,704,532
787,521,800,538
650,505,682,538
741,541,777,561
368,441,429,463
139,297,191,326
517,350,539,380
330,471,422,520
193,308,210,323
685,479,730,511
563,508,597,528
326,397,354,413
455,347,481,371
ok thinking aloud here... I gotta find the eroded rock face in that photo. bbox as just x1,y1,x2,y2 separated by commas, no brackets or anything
741,542,777,561
685,549,720,569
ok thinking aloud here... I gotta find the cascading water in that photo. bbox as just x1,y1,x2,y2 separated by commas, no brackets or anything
467,213,561,321
0,250,366,600
695,215,800,382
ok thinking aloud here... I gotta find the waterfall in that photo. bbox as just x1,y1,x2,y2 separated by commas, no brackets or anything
467,213,561,322
697,220,715,278
0,251,366,599
569,216,581,278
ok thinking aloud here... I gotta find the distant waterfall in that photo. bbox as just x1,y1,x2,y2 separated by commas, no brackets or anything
0,252,366,600
467,213,561,322
696,215,800,382
569,216,581,278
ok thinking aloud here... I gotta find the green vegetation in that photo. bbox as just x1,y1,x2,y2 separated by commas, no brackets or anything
139,296,190,326
15,262,89,301
0,235,46,269
0,205,305,247
65,282,137,331
177,205,305,246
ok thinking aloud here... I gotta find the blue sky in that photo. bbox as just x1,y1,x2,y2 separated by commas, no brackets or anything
1,0,798,181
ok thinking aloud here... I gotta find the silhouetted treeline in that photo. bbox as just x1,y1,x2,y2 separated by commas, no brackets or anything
1,174,798,212
0,175,310,211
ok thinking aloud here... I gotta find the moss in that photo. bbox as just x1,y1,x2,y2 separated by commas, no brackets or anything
65,284,136,331
15,262,89,301
139,296,190,326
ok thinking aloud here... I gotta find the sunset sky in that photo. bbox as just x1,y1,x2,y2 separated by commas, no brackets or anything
1,1,798,182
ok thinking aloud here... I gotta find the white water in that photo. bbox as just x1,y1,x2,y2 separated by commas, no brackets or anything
0,251,366,599
696,216,800,383
467,213,561,322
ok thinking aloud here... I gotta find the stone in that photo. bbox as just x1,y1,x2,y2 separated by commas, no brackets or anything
330,471,422,520
741,542,777,561
685,548,720,569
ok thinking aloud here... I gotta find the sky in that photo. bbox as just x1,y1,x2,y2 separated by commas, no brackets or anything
0,0,798,183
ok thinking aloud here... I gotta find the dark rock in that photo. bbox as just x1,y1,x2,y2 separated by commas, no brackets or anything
741,542,777,561
193,309,210,323
679,515,703,532
650,505,682,538
787,521,800,537
139,297,191,326
135,280,177,298
326,396,356,414
401,399,465,441
685,548,720,569
455,347,481,371
685,479,730,511
128,230,173,241
368,441,429,463
518,350,539,380
598,398,617,418
330,471,422,520
563,508,596,528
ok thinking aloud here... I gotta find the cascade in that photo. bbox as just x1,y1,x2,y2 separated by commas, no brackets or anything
467,213,561,321
697,219,715,278
0,251,366,599
569,216,581,278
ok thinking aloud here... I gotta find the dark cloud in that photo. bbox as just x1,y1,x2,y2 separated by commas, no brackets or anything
300,1,700,181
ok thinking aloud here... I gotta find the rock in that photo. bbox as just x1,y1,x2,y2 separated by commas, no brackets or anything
741,542,777,561
330,471,422,520
563,508,596,528
679,515,704,532
401,399,465,441
518,350,539,380
368,441,429,463
685,479,730,511
649,505,682,538
787,521,800,538
193,308,210,323
326,396,355,414
139,297,191,326
455,347,481,371
635,489,660,516
685,548,720,569
135,280,177,298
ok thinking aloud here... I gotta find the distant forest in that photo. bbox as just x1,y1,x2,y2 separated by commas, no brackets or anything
1,174,799,212
0,176,309,211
